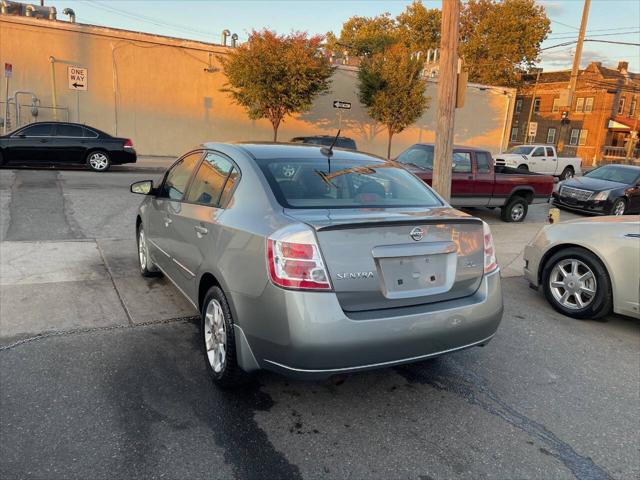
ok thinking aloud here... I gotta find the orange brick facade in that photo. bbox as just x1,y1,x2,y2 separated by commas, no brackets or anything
508,61,640,166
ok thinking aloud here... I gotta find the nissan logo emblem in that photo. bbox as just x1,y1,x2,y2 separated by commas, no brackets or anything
410,227,424,241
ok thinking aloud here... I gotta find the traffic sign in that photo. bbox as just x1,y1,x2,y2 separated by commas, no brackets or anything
4,63,12,78
333,100,351,110
68,66,87,91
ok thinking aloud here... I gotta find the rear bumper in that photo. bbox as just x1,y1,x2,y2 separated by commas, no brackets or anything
236,269,503,380
112,149,137,165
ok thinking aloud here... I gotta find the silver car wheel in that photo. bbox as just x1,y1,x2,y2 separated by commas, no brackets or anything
138,228,147,271
88,152,109,171
511,204,525,221
612,200,625,216
549,259,597,310
204,299,227,373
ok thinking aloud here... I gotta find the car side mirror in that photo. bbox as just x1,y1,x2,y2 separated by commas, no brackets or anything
130,180,154,195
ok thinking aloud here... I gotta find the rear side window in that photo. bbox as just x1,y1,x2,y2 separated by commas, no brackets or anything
453,152,471,173
55,124,83,137
19,124,53,136
546,147,555,157
476,152,492,173
160,151,202,200
257,158,442,209
396,145,434,170
185,152,235,207
82,127,99,138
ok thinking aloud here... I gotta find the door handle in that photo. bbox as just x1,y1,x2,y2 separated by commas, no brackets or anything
39,139,49,143
194,225,208,237
163,216,172,227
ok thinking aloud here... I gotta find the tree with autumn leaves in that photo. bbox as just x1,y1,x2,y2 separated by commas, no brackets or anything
330,0,551,87
358,45,429,159
220,30,334,141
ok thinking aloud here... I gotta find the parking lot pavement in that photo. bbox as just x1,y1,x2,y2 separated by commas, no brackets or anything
1,277,638,480
1,167,637,479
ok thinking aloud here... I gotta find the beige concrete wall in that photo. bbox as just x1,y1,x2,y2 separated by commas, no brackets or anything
1,15,515,157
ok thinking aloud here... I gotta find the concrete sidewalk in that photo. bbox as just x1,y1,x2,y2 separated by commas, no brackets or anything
111,155,175,173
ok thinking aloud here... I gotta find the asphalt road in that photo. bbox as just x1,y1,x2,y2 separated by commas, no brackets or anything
0,167,638,480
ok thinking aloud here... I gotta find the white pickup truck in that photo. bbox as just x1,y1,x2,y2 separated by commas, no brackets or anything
494,145,582,180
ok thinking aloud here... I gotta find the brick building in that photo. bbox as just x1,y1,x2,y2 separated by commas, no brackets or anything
508,61,640,166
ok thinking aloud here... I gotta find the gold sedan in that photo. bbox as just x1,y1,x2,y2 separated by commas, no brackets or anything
524,215,640,319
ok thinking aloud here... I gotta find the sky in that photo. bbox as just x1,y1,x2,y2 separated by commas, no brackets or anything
43,0,640,73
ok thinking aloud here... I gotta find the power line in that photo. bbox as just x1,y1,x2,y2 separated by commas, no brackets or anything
542,39,640,51
548,26,640,37
547,30,640,41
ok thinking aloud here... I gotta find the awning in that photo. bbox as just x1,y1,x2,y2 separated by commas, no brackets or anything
607,119,632,131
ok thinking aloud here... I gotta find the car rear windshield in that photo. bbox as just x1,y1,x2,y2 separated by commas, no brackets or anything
585,165,640,184
257,158,442,209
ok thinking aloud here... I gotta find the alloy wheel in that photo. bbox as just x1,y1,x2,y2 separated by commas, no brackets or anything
549,259,597,310
88,152,109,171
511,204,525,221
204,299,227,373
612,200,625,216
138,228,147,271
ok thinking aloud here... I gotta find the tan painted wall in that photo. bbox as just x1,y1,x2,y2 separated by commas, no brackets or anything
1,15,515,158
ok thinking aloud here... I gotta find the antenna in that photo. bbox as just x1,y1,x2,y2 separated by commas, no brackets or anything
320,130,341,173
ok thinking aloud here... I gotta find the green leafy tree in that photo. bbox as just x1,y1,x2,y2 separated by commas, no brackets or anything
397,1,441,53
358,45,429,158
460,0,551,86
219,29,334,141
336,13,398,56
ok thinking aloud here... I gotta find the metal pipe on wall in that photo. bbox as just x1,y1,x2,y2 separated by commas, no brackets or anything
48,56,58,121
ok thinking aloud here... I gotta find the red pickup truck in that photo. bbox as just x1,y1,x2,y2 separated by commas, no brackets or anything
396,143,555,222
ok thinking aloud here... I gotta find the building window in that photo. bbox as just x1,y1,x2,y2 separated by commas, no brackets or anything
584,97,594,113
575,97,584,112
618,97,626,115
515,99,522,114
552,98,560,112
630,96,637,116
510,127,518,142
569,129,580,146
578,129,588,146
546,128,556,144
533,98,541,113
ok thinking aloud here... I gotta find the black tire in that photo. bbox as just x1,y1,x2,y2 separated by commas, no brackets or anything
501,196,528,222
86,151,111,172
201,286,247,389
559,166,574,180
610,198,626,216
517,164,529,171
136,224,161,277
0,150,5,166
541,247,612,320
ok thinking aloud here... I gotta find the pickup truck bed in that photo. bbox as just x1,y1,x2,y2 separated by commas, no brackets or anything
397,143,555,222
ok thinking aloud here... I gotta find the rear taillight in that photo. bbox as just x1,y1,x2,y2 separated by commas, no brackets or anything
124,139,134,149
483,222,498,273
267,225,332,291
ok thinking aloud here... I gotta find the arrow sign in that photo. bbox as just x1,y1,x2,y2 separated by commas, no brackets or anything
68,66,88,91
333,100,351,110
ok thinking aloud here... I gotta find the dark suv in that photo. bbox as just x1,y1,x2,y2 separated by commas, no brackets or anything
290,136,357,150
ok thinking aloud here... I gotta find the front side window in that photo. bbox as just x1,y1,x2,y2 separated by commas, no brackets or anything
532,147,545,157
185,152,235,207
546,128,556,145
396,145,434,170
160,151,202,200
452,152,472,173
55,124,83,137
257,158,442,209
17,124,53,136
476,152,492,173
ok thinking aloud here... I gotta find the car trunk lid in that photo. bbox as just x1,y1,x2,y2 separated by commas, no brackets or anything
285,207,485,312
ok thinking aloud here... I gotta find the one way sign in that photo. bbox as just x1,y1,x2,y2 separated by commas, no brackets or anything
68,66,88,91
333,100,351,110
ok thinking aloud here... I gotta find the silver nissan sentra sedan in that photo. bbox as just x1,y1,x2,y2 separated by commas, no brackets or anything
131,143,503,387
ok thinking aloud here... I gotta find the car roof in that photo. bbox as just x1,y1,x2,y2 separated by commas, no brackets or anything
203,142,383,162
14,121,107,134
291,135,354,140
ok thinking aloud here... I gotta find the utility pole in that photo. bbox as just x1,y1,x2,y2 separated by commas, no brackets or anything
524,70,541,144
432,0,460,202
559,0,590,152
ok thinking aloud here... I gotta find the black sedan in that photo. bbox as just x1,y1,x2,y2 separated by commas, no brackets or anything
553,164,640,215
0,122,136,172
